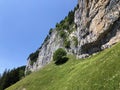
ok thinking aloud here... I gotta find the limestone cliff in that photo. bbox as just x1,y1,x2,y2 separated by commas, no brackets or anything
25,0,120,73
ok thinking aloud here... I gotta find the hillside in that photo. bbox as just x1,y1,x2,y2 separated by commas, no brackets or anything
6,43,120,90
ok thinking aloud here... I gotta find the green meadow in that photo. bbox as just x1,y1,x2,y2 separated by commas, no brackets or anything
6,43,120,90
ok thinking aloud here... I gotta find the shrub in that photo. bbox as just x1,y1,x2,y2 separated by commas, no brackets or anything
53,48,67,64
59,30,67,38
67,10,74,25
44,35,50,42
64,40,70,49
29,50,39,65
49,28,53,35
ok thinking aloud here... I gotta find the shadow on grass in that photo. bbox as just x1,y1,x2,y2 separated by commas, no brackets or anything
55,57,69,65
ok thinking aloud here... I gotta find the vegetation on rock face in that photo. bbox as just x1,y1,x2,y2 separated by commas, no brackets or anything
0,66,25,90
53,48,67,64
29,5,79,66
59,30,67,38
56,11,74,31
38,5,77,50
49,28,53,35
54,5,79,50
6,43,120,90
29,50,39,66
56,4,79,32
64,40,71,49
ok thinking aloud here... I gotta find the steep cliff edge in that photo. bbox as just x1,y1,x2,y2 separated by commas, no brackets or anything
25,0,120,73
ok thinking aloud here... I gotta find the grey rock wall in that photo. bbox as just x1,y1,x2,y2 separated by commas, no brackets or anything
75,0,120,57
25,0,120,73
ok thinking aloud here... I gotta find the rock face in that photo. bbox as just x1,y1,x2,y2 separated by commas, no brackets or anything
25,30,64,72
25,0,120,73
75,0,120,57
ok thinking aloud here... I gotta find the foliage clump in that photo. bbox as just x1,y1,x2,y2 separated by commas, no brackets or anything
56,10,74,31
55,4,79,31
64,40,70,49
29,50,39,65
59,30,67,38
53,48,67,64
49,28,53,35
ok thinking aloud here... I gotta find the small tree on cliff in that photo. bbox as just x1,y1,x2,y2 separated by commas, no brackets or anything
53,48,67,64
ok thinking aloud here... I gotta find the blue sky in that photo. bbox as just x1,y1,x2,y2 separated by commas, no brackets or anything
0,0,77,74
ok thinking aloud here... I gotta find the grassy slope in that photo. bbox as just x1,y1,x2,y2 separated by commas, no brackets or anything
6,43,120,90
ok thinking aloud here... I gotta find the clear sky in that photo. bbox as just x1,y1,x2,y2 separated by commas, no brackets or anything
0,0,77,74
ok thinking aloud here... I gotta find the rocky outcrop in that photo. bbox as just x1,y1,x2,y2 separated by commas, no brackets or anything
25,0,120,73
75,0,120,57
25,30,64,72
